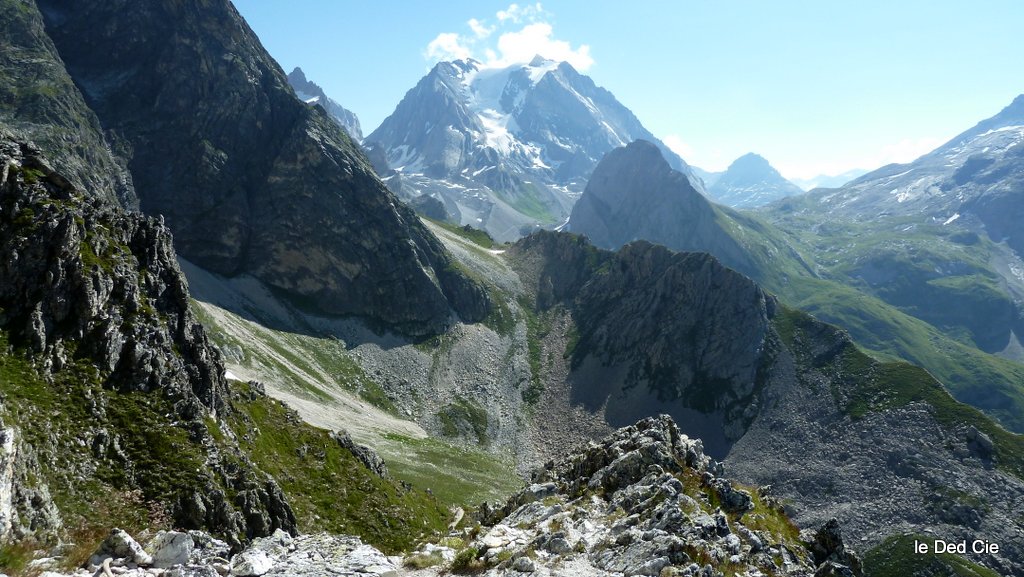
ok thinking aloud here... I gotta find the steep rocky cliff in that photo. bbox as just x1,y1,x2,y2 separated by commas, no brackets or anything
33,0,488,336
0,134,448,561
0,0,135,208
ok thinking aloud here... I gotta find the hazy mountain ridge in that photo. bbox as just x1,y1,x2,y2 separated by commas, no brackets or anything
764,95,1024,363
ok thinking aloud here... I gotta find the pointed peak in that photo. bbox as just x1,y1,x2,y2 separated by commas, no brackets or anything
288,67,307,84
528,54,554,67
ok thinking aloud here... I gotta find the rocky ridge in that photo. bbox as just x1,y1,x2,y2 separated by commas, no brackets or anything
441,415,860,576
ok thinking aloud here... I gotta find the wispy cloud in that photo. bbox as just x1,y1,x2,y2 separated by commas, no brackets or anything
424,32,472,62
424,3,593,71
662,135,694,160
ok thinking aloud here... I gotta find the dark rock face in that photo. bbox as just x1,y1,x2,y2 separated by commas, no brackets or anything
572,243,774,413
0,134,295,545
708,152,804,208
0,0,135,208
286,67,363,141
35,0,487,335
330,431,389,479
569,140,757,278
510,232,773,454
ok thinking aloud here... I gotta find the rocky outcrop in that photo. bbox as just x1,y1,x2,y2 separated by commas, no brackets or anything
0,136,225,412
330,431,389,479
0,425,62,544
0,133,295,545
34,0,488,336
32,527,400,577
457,415,858,576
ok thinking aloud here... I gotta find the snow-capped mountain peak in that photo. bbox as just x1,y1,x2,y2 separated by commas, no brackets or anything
367,58,698,240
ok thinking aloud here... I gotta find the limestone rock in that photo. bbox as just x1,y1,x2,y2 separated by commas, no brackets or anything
90,528,153,566
451,415,848,576
148,531,195,568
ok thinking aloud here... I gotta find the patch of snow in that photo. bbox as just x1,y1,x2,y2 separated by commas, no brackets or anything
477,109,515,154
980,124,1024,137
943,213,961,226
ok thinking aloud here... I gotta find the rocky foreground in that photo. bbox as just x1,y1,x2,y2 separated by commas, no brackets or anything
16,416,860,577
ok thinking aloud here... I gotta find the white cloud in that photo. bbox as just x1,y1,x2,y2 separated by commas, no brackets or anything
496,3,544,23
425,32,472,62
423,3,591,71
468,18,493,39
492,23,593,70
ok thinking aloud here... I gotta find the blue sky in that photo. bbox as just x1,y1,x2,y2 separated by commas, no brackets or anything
233,1,1023,180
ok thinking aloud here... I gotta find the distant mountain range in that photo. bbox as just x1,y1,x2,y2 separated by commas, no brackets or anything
790,168,867,191
287,67,363,140
366,56,700,241
767,94,1024,360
